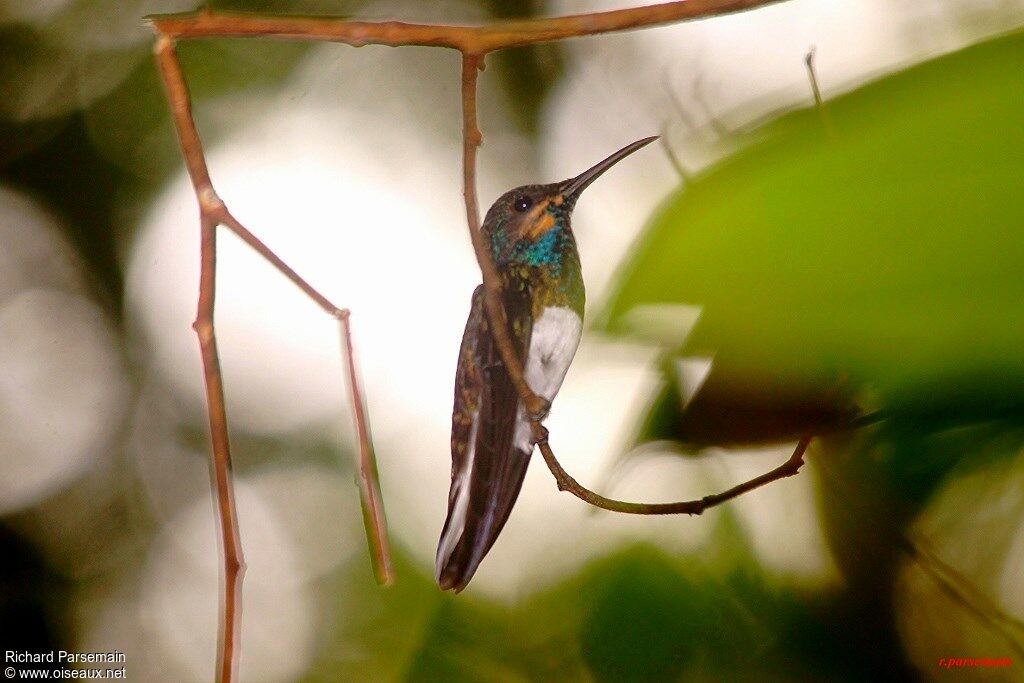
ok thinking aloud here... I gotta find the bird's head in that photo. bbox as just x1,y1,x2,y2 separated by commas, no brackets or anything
483,136,657,268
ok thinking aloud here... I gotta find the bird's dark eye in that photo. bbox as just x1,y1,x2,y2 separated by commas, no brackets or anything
513,195,532,212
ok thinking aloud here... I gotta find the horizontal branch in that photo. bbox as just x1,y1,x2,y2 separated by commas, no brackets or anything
149,0,782,52
537,433,811,514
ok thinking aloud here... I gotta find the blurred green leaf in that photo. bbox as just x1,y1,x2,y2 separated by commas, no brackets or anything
0,27,142,122
84,38,310,179
522,543,920,682
577,547,699,682
403,598,527,683
602,30,1024,418
305,548,442,683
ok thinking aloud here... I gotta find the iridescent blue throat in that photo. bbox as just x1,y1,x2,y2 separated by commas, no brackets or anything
491,221,570,275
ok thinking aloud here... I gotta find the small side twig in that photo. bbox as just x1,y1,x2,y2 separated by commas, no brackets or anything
804,46,835,136
338,310,393,586
659,124,691,183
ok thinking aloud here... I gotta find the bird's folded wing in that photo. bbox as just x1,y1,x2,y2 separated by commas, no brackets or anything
436,284,533,591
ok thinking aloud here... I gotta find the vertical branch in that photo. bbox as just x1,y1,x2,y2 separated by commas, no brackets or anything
338,311,394,585
459,53,485,240
195,215,245,683
217,211,393,584
460,51,548,419
154,36,243,683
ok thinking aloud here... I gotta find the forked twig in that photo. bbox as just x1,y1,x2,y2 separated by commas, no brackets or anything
154,36,394,682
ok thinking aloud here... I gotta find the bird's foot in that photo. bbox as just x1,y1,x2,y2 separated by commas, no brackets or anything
533,425,550,446
527,397,551,422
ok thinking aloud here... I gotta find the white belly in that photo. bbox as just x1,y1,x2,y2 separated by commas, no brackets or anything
513,306,582,452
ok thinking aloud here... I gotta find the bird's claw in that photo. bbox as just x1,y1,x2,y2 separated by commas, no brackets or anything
527,398,551,422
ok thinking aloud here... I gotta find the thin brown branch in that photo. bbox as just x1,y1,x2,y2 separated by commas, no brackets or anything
196,214,244,683
460,53,548,418
155,37,242,683
906,540,1024,660
154,34,395,683
150,1,784,53
538,434,810,514
339,312,394,586
804,46,823,108
208,197,399,585
153,37,212,193
219,212,345,318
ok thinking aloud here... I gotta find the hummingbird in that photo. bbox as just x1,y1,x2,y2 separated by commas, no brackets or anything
436,136,658,592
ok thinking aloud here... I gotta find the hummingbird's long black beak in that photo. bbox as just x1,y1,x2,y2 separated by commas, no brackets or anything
559,135,659,201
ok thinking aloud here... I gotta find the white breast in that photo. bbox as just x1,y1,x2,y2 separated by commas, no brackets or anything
513,306,582,452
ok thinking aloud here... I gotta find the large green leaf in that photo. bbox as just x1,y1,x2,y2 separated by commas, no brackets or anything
602,30,1024,416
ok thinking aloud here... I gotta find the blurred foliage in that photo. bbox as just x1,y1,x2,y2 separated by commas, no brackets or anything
2,2,1024,681
597,28,1024,681
0,0,562,312
0,525,68,668
303,535,928,682
603,30,1024,436
3,115,131,308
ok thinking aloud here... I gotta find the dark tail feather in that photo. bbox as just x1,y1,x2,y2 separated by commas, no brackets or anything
436,447,531,592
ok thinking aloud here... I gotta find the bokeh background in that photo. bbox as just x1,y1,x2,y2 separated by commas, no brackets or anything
2,0,1024,680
